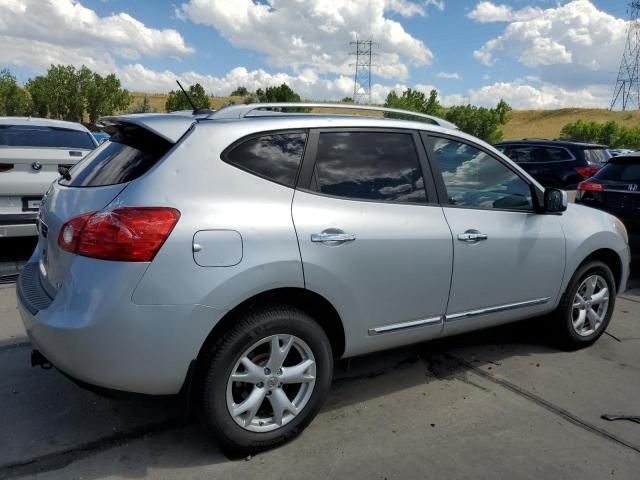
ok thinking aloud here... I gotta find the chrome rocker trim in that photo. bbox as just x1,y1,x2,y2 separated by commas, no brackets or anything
445,297,551,322
368,316,442,336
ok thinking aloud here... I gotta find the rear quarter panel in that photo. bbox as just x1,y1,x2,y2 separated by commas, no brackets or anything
119,123,305,309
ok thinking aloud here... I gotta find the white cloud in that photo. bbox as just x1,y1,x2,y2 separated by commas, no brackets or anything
442,81,611,109
467,1,541,23
471,0,627,89
435,71,461,80
0,0,194,61
176,0,434,80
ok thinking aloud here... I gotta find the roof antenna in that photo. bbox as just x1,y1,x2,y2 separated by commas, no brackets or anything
176,80,197,112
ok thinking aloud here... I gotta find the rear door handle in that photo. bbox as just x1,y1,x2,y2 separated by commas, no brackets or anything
457,230,488,242
311,232,356,243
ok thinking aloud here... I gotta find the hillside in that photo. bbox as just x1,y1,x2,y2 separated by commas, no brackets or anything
129,93,640,141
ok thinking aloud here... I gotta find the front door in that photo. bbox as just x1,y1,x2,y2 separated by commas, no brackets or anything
292,129,453,356
425,135,565,335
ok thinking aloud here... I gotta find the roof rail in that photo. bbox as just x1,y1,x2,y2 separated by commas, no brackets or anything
208,102,458,130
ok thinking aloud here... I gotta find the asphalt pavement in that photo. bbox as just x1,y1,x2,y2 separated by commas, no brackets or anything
0,243,639,479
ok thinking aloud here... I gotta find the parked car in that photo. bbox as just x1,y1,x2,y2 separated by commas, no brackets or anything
0,117,97,238
576,154,640,250
494,139,611,190
18,104,629,453
608,148,635,158
92,132,110,144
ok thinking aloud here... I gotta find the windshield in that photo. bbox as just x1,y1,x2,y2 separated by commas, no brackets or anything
583,148,611,164
0,125,96,149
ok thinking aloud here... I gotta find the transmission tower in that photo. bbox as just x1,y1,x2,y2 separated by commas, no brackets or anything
350,39,379,104
611,1,640,110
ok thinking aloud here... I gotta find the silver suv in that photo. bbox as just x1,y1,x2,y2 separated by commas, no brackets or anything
17,104,629,452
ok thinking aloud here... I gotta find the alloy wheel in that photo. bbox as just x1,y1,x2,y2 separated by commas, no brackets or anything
571,274,609,337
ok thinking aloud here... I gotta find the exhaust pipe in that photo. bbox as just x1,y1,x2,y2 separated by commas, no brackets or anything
31,350,52,370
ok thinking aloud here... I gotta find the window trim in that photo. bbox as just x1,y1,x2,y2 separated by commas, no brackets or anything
497,144,576,164
296,127,439,206
423,132,544,213
220,128,310,189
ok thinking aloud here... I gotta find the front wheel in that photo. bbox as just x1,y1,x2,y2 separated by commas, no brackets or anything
200,305,333,453
551,260,616,349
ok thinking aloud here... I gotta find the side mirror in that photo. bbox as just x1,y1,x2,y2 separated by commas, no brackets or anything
544,188,567,213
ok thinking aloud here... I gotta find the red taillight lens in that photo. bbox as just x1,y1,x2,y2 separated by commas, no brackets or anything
577,181,603,192
58,207,180,262
0,163,14,172
575,166,600,178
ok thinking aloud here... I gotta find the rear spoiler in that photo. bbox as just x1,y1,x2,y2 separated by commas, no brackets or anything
97,114,196,144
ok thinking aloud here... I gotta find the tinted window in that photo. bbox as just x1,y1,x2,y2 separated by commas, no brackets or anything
542,147,572,161
504,146,537,163
431,137,533,210
594,159,640,182
226,133,307,187
0,125,95,149
311,132,426,203
60,126,172,187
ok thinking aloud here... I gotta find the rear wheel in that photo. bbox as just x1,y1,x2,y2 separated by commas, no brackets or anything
551,260,615,349
200,305,333,453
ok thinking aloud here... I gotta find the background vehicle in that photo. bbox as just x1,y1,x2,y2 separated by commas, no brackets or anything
18,104,628,453
91,132,110,144
576,154,640,250
0,117,97,237
494,139,611,189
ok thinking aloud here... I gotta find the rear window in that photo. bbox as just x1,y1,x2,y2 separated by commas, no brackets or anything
59,126,172,187
224,132,307,187
0,125,95,149
594,159,640,182
583,148,611,164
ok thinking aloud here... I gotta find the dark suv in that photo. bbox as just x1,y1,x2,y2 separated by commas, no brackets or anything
494,140,611,190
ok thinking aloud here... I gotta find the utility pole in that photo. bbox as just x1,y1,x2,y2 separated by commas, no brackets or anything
611,1,640,110
350,39,379,104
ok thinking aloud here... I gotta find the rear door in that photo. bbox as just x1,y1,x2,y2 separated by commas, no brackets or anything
425,134,565,335
292,129,453,356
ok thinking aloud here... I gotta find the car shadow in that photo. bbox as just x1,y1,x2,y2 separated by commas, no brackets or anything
1,317,568,479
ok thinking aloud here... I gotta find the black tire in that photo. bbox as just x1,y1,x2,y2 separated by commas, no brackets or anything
551,260,616,350
200,304,333,454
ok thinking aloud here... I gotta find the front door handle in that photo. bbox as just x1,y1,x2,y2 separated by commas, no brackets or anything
311,231,356,243
457,230,488,242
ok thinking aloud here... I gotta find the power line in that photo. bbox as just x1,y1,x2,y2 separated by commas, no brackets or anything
349,39,379,104
610,1,640,110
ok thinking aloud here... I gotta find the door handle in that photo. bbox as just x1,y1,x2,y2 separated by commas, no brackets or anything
311,232,356,243
457,230,488,242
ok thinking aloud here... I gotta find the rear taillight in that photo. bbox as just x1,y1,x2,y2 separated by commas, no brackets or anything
0,163,14,172
577,181,604,192
575,166,600,178
58,207,180,262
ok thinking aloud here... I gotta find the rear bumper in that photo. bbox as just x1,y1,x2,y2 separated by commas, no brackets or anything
0,213,37,237
17,257,226,395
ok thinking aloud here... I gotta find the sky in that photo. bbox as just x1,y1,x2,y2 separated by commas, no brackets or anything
0,0,633,109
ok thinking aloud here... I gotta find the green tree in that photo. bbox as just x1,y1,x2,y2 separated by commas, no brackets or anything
444,101,511,143
83,70,131,125
341,96,354,103
231,86,249,97
165,83,210,112
384,88,442,119
560,119,640,149
257,83,302,103
0,69,31,116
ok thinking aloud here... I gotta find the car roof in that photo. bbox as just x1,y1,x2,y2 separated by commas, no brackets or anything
495,139,608,149
0,116,92,133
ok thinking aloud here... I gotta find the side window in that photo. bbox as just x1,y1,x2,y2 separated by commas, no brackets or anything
505,146,537,163
430,137,533,210
541,147,572,162
311,131,427,204
225,132,307,187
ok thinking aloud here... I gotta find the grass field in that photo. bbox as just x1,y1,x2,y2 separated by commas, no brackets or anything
130,92,640,141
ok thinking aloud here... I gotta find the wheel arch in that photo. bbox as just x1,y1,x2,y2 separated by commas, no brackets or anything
195,287,346,373
576,248,623,292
